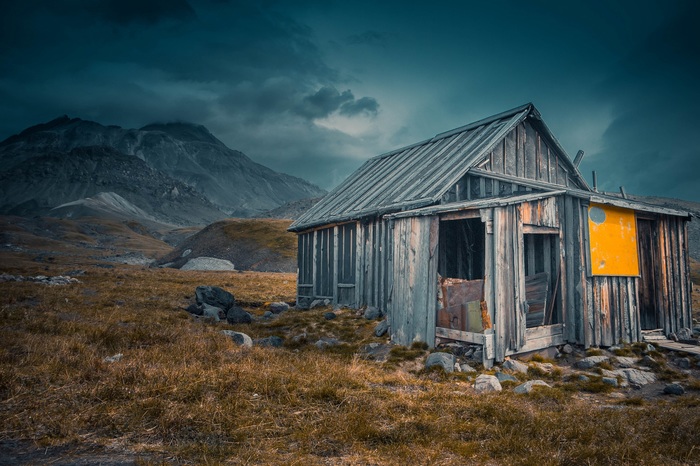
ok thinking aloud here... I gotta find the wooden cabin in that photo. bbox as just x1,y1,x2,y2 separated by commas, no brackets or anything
288,103,693,367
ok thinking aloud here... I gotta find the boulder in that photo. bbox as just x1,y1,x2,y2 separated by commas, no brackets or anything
561,344,574,354
195,286,235,311
226,305,252,324
664,383,685,396
513,380,550,394
612,368,656,388
315,338,341,350
309,299,330,309
495,372,518,383
460,363,477,373
425,352,455,373
575,355,609,370
202,303,225,322
374,319,389,337
364,306,381,320
221,330,253,348
474,374,502,394
269,302,289,314
614,356,639,368
530,362,554,373
255,336,284,348
182,257,235,271
262,311,274,319
602,377,618,387
677,327,693,341
185,303,204,316
324,312,337,320
502,359,528,374
676,357,691,369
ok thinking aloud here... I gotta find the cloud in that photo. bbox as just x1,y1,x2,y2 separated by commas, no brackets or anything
295,86,355,119
340,96,379,117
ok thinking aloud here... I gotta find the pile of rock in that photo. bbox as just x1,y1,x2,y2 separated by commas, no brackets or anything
185,285,251,323
0,273,80,286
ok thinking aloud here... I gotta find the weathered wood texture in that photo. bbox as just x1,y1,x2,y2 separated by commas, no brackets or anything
390,216,439,346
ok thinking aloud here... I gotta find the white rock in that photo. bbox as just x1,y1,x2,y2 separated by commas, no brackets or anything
502,358,528,374
513,380,550,394
181,257,235,271
474,374,502,394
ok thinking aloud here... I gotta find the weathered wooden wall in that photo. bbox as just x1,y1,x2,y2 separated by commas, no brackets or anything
389,216,439,346
357,218,392,311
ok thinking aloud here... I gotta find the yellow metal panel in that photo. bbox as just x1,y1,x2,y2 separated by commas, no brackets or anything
588,203,639,276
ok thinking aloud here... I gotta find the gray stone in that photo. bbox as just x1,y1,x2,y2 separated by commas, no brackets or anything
324,312,337,320
602,377,618,387
693,326,700,337
269,302,289,314
364,306,381,320
471,348,483,362
181,248,192,258
664,383,685,396
202,303,225,321
315,338,340,349
425,352,455,373
182,257,235,271
195,286,235,312
262,311,274,319
474,374,502,394
530,362,554,373
374,319,389,337
577,374,590,382
226,305,252,324
561,344,574,354
291,332,308,344
309,299,330,309
513,380,550,394
612,368,656,388
614,356,639,368
221,330,252,348
103,353,123,363
575,355,609,370
460,363,477,373
677,327,692,341
185,303,204,316
502,359,528,374
641,355,657,366
643,344,655,353
495,372,518,383
255,336,283,348
676,357,691,369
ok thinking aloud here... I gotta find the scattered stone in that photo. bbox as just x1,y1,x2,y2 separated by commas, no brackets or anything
514,380,550,394
470,348,483,362
269,302,289,314
226,305,252,324
221,330,253,347
577,374,590,382
496,372,518,383
676,357,691,369
641,355,657,366
255,336,283,348
364,306,381,320
664,383,685,396
602,377,618,387
315,338,340,349
474,374,502,394
324,312,337,320
530,362,554,374
103,353,123,363
425,352,455,373
195,286,235,312
0,273,81,286
202,303,225,321
65,269,86,276
677,327,692,341
185,303,204,316
575,355,609,370
181,257,235,271
613,368,656,388
502,359,528,374
614,356,639,368
460,363,477,373
291,332,308,344
262,311,274,319
561,344,574,354
374,319,389,337
668,332,678,342
181,249,192,258
360,342,392,362
643,343,655,353
608,345,622,352
309,299,330,309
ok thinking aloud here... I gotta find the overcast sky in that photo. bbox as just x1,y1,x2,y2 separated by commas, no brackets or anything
1,0,698,201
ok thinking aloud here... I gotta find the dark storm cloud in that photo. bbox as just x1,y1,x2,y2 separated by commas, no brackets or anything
339,96,379,117
292,86,379,120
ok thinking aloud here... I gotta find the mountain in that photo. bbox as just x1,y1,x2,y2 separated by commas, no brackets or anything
0,146,225,226
0,116,326,217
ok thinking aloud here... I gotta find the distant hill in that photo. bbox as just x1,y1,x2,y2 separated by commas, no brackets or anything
261,197,324,220
0,116,326,219
154,218,296,273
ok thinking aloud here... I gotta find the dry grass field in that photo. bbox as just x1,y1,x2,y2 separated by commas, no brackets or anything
1,224,700,464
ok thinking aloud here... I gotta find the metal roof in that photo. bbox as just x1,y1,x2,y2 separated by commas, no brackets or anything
289,103,588,232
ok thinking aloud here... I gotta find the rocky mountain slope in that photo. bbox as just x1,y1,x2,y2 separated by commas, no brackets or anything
0,146,224,226
0,116,326,217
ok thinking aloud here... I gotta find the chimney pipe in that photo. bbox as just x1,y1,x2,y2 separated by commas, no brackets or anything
592,171,598,192
573,150,585,167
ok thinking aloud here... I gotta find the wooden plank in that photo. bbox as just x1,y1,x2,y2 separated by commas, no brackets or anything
435,327,485,344
505,128,516,176
440,210,481,221
525,120,537,180
426,216,440,346
507,332,565,355
333,226,339,305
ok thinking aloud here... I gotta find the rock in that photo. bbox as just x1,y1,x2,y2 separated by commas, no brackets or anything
643,344,655,353
425,352,455,373
262,311,274,319
221,330,252,347
530,362,554,373
641,355,657,366
315,338,340,349
324,312,337,320
269,302,289,314
664,383,685,396
561,344,574,354
513,380,550,394
460,363,477,373
575,355,609,370
182,257,235,271
360,342,392,362
614,356,639,368
668,332,678,341
602,377,618,387
195,286,235,312
677,327,692,341
474,374,502,394
185,303,204,316
676,357,691,369
103,353,123,363
181,249,192,258
226,305,252,324
613,368,656,388
577,374,590,382
496,372,518,383
471,348,483,362
309,299,330,309
502,359,528,374
374,319,389,337
202,303,225,321
364,306,381,320
255,336,283,348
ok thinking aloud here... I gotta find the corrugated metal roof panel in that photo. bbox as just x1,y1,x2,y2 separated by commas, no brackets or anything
290,103,565,232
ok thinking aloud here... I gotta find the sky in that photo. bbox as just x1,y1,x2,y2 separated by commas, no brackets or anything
1,0,699,201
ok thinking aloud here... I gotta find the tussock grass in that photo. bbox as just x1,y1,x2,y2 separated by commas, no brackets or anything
2,264,700,464
222,219,296,258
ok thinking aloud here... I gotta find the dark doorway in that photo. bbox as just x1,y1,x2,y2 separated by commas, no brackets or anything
438,218,485,280
637,219,659,330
